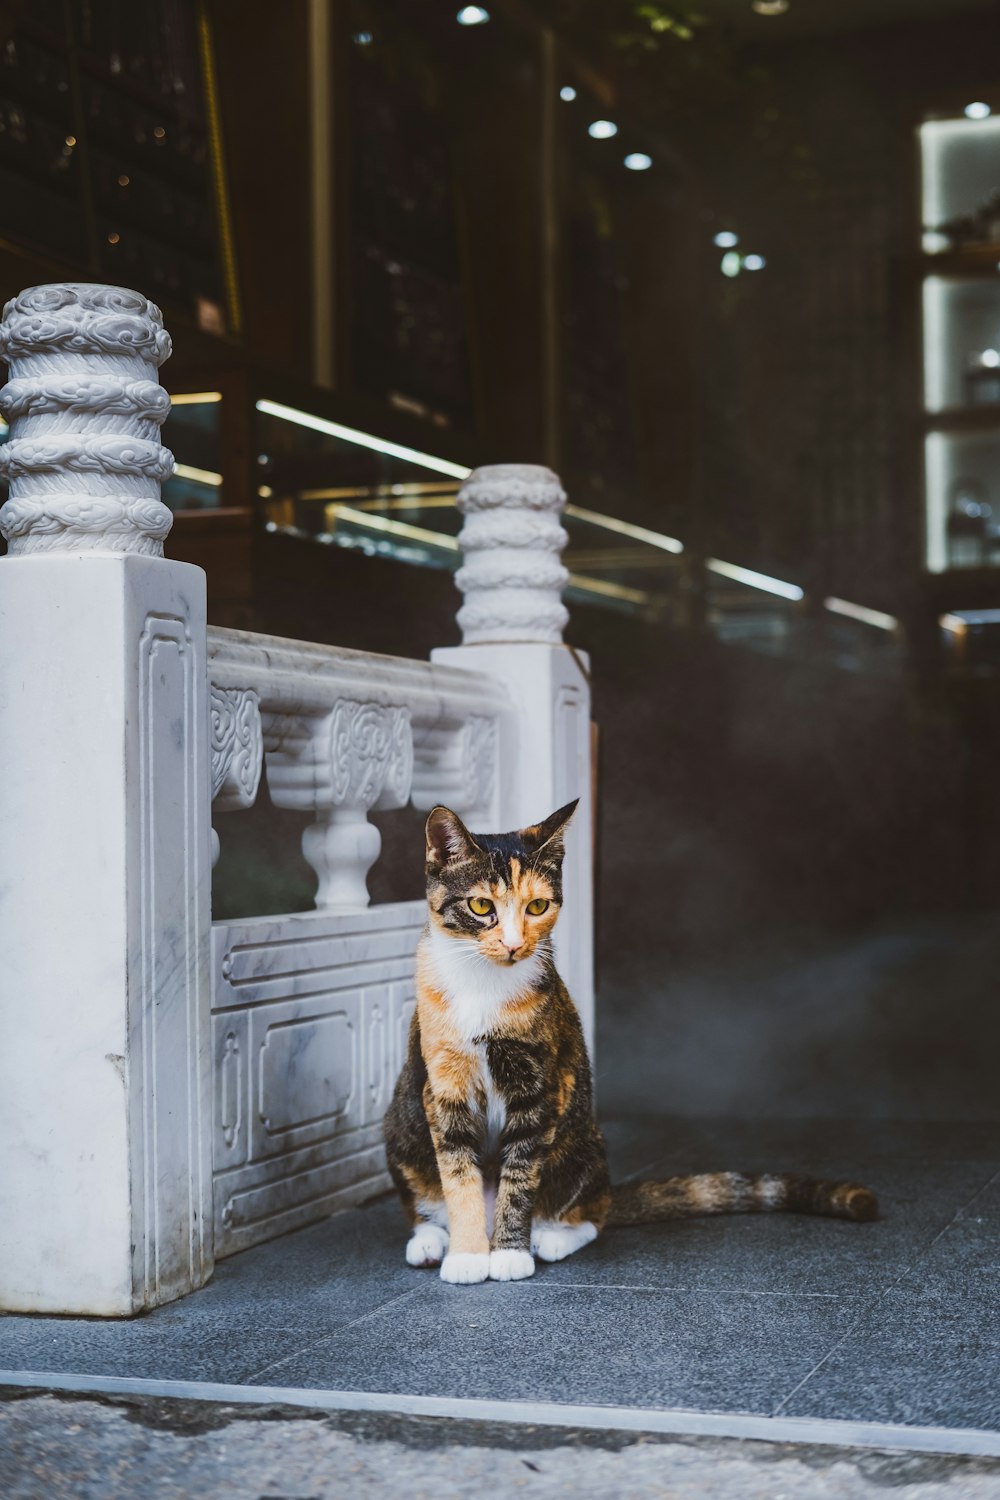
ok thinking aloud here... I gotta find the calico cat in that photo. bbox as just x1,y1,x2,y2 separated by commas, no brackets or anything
383,800,877,1285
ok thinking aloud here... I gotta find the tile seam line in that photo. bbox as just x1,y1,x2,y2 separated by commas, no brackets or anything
244,1286,424,1382
515,1282,843,1298
2,1373,1000,1460
771,1164,1000,1418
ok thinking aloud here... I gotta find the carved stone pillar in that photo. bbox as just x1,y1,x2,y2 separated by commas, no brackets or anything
455,463,569,645
267,699,414,911
0,283,175,556
0,284,214,1315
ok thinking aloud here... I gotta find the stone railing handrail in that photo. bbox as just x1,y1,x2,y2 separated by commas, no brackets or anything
207,624,510,725
207,624,511,908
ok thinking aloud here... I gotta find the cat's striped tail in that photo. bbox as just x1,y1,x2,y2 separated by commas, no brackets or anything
607,1171,878,1226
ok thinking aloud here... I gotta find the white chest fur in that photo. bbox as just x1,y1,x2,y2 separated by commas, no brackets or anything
421,926,544,1041
474,1040,507,1159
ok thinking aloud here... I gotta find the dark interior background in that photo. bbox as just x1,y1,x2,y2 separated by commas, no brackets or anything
2,0,999,1117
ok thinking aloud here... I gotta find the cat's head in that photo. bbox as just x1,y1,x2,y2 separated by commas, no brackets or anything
424,800,578,967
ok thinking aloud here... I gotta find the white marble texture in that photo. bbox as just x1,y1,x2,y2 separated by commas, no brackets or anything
211,901,425,1257
0,284,213,1317
455,464,569,645
0,283,175,558
0,554,214,1315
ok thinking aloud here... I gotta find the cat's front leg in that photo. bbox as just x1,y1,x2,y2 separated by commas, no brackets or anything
485,1038,556,1281
423,1082,491,1284
489,1114,556,1281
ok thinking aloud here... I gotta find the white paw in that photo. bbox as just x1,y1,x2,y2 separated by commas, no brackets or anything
489,1248,535,1281
406,1223,449,1268
440,1251,490,1284
531,1220,599,1263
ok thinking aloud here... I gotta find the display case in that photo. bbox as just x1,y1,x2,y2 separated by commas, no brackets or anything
920,106,1000,572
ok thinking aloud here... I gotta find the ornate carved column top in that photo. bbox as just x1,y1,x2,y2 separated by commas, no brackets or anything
0,283,176,559
455,463,569,645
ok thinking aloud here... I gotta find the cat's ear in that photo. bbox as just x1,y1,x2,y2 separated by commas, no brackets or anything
425,805,481,871
524,798,579,864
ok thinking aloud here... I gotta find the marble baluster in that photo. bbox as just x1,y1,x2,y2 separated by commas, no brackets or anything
267,699,414,911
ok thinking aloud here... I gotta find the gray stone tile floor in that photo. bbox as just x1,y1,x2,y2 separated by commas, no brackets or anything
2,1118,998,1438
2,920,999,1446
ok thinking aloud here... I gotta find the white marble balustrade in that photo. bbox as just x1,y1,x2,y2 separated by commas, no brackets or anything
0,283,594,1307
207,625,511,908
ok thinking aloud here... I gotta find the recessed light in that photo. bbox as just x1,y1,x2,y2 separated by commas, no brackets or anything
624,153,652,171
743,253,766,271
721,251,742,278
588,119,618,139
752,0,789,13
714,231,739,248
965,101,991,120
457,5,489,24
560,86,577,102
980,348,1000,367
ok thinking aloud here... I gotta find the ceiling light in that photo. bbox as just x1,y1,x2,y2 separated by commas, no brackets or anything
560,86,577,102
981,348,1000,367
564,504,683,554
255,400,473,480
456,5,489,24
588,119,618,139
824,597,897,631
714,231,739,248
721,251,742,278
624,153,652,171
752,0,789,13
173,463,223,488
965,102,991,120
707,557,804,601
743,253,766,270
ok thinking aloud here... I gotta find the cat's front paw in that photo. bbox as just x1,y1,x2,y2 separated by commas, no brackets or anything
406,1223,449,1268
440,1251,490,1284
489,1248,535,1281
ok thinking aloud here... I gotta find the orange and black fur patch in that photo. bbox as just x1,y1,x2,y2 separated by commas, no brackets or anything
383,802,877,1285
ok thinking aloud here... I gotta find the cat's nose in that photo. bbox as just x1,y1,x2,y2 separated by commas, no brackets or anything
504,941,522,958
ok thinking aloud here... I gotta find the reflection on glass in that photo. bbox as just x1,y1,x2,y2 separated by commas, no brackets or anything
921,115,1000,254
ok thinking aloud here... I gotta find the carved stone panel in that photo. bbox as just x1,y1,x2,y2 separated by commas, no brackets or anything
213,1012,249,1168
361,989,396,1127
211,900,424,1258
253,1003,358,1153
210,686,263,811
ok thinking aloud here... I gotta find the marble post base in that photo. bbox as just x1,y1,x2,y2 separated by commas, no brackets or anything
0,554,214,1315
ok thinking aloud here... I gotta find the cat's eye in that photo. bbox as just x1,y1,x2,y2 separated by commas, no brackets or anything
468,897,494,916
526,898,550,916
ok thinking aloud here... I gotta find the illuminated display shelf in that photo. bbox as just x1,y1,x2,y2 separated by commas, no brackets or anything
920,109,1000,573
